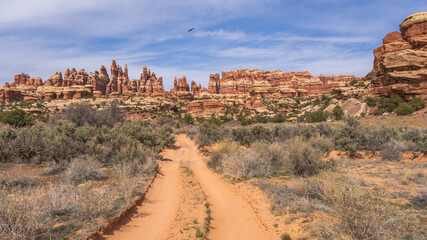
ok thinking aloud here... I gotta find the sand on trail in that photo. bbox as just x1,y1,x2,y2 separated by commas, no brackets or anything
179,135,273,240
101,134,272,240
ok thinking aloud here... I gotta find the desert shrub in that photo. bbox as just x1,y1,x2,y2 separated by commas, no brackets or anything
272,125,300,142
232,127,255,146
334,117,362,155
332,106,344,120
365,96,377,107
112,144,157,176
309,136,334,155
250,141,284,175
377,94,402,113
213,140,284,180
112,120,174,153
285,137,323,176
395,102,414,116
222,149,264,180
65,156,104,184
254,115,268,123
310,172,420,240
314,123,334,138
251,125,273,143
253,180,315,215
0,126,16,162
208,140,241,171
304,110,328,123
0,168,35,188
0,108,34,127
409,97,426,111
59,101,121,127
402,129,423,143
380,139,405,161
271,113,287,123
198,122,229,147
181,113,194,125
156,116,176,128
0,191,50,240
9,125,46,163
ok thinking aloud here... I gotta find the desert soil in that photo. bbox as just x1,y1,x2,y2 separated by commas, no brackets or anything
101,134,275,240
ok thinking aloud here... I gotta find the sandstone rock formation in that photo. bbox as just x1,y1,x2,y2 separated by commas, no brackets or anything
187,100,226,117
2,61,166,101
371,12,427,100
207,69,361,98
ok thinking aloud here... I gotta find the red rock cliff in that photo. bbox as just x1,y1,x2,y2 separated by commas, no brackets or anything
371,12,427,100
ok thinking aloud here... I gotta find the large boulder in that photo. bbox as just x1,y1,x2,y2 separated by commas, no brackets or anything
340,98,368,117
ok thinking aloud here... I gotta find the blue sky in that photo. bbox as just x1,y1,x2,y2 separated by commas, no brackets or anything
0,0,425,90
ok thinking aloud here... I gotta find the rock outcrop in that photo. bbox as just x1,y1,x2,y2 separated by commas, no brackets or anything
187,100,226,117
207,69,361,98
2,61,166,101
371,12,427,100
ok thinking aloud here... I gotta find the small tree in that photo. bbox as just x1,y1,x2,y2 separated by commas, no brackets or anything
332,106,344,120
395,103,414,116
409,97,426,111
0,108,34,127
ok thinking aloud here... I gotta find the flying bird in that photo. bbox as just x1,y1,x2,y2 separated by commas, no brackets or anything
188,28,195,32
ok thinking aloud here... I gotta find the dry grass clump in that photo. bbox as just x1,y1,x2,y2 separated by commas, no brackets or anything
65,156,104,184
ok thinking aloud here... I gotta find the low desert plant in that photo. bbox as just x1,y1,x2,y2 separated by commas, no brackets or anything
0,190,50,239
208,140,241,171
380,139,405,161
65,156,104,184
285,137,323,176
310,172,421,240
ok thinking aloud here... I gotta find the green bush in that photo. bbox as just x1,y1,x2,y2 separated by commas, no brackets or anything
377,94,402,113
232,127,254,146
182,113,194,125
271,114,288,123
365,97,377,107
408,97,426,111
395,103,414,116
304,110,328,123
198,122,229,147
332,106,344,120
0,108,34,127
273,125,300,142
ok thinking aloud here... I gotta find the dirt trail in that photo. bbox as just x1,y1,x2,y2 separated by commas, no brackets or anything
101,142,184,240
180,135,273,240
102,134,273,240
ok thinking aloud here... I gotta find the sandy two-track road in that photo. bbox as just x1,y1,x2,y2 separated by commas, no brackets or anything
101,135,273,240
